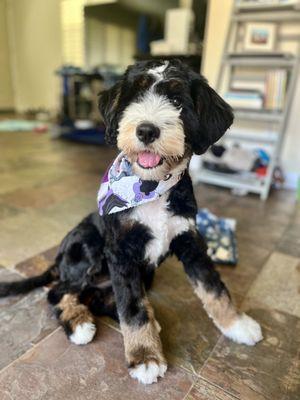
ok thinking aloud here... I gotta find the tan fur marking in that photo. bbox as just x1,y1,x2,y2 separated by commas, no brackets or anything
121,298,165,367
58,294,94,331
194,283,238,329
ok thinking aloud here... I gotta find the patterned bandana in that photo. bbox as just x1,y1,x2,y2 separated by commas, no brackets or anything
97,152,183,216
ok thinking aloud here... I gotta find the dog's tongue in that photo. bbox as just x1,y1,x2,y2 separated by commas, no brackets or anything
138,152,161,168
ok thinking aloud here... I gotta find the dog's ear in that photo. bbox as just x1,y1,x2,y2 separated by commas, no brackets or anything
99,81,122,145
189,72,234,154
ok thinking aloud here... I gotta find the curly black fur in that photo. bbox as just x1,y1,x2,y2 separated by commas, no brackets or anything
0,59,234,351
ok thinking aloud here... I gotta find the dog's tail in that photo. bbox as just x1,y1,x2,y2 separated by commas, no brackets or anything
0,264,58,297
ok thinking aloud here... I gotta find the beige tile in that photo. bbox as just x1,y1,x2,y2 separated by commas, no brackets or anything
0,194,95,268
200,307,300,400
186,379,237,400
0,173,97,210
0,210,65,267
0,325,194,400
35,193,96,228
15,246,58,277
244,252,300,318
0,164,74,195
0,202,23,221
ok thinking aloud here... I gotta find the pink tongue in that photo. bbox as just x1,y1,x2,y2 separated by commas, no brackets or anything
138,152,161,168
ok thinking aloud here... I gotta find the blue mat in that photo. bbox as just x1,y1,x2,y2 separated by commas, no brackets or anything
196,209,238,265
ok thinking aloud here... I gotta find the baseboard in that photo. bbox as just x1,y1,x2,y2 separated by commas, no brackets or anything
283,171,299,190
0,108,15,114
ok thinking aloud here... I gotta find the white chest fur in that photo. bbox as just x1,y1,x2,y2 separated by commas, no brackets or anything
130,194,194,266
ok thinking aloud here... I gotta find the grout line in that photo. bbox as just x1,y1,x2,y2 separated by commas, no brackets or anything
182,381,196,400
0,326,61,375
196,375,241,400
198,334,222,377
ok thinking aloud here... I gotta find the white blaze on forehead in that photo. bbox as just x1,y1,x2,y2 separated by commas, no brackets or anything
120,91,181,127
148,61,169,80
117,88,185,161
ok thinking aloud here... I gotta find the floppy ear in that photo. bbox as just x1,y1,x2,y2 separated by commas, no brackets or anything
98,82,122,145
190,73,234,154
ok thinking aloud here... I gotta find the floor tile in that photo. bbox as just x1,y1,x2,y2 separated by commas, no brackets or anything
216,242,270,304
34,193,96,230
0,202,23,221
186,379,237,400
15,246,59,277
149,257,221,374
0,289,57,370
0,266,24,309
200,307,300,400
237,219,287,251
244,252,300,318
0,164,74,196
0,325,194,400
0,194,95,268
0,173,98,210
277,223,300,258
0,210,68,267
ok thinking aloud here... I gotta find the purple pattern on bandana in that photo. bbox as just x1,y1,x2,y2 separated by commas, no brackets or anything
101,168,109,184
99,188,128,215
97,152,183,216
133,181,156,202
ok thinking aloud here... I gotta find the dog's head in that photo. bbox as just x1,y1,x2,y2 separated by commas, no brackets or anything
99,59,233,180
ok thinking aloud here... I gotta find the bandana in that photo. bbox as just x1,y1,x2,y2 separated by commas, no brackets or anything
97,152,183,216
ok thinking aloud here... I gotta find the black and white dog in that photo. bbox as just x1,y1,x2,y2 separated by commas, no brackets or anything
0,59,262,385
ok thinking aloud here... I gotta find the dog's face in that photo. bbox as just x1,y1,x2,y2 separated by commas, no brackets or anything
99,60,233,180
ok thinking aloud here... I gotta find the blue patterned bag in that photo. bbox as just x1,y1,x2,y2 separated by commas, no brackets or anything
196,209,238,265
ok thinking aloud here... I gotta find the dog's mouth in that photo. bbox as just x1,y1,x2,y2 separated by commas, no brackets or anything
136,151,164,169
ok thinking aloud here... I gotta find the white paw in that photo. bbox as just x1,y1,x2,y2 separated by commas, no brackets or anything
69,322,96,345
129,361,167,385
222,313,263,346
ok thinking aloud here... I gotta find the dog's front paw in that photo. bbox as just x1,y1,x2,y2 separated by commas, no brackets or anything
221,313,263,346
129,360,167,385
69,322,96,345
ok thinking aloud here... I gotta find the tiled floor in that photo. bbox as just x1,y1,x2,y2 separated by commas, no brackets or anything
0,130,299,399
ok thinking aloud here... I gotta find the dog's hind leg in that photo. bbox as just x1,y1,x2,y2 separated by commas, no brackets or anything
171,230,263,346
79,285,119,321
48,285,96,345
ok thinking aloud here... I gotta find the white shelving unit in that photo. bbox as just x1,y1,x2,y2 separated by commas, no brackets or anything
196,1,300,200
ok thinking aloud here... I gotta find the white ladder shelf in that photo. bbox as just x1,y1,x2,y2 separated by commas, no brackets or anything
196,1,300,200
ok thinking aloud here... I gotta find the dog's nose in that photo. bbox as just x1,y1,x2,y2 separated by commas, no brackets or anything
136,123,160,145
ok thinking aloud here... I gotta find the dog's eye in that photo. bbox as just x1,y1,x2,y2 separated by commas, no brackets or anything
171,97,181,107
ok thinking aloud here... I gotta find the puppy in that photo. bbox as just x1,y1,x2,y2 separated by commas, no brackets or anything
0,59,262,385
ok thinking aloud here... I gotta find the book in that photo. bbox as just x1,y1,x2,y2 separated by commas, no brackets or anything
265,69,287,110
224,90,264,109
231,79,266,94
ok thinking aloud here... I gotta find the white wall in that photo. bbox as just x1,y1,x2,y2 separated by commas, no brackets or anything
0,0,14,110
85,15,136,69
202,0,300,183
6,0,62,112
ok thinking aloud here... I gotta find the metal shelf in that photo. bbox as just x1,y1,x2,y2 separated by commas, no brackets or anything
227,127,279,143
226,54,296,67
204,1,300,199
233,10,300,21
235,2,300,12
228,51,294,58
234,109,283,122
196,169,265,194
